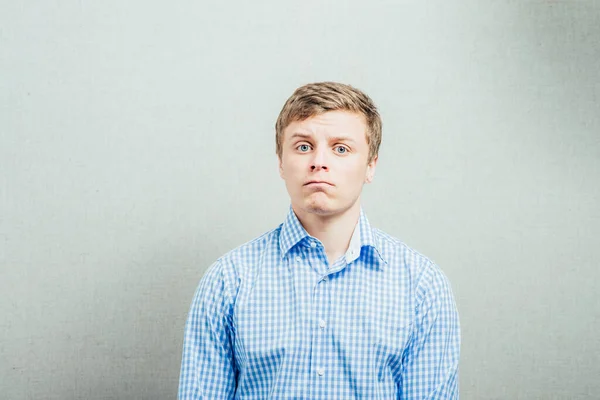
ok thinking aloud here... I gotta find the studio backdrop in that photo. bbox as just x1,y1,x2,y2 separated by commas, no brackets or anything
1,1,599,399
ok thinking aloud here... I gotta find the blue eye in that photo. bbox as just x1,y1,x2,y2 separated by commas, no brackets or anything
298,144,310,152
335,146,348,154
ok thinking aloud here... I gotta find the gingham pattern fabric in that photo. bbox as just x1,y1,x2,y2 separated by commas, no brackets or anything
178,206,460,399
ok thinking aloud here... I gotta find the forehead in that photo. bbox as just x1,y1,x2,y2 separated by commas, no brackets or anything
284,110,368,142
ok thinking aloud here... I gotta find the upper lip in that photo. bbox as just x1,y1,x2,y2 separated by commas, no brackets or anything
305,180,333,186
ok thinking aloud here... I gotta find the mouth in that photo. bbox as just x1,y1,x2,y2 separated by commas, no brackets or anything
304,180,333,187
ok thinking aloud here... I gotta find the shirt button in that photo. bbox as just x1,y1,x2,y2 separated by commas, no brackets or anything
295,256,301,263
319,319,326,329
317,367,324,376
310,241,317,248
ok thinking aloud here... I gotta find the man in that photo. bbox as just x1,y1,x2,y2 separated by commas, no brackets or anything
178,82,460,399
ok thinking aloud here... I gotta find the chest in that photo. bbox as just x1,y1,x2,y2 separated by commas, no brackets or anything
233,256,413,360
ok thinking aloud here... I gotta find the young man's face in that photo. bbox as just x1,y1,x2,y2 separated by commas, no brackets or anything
279,110,378,217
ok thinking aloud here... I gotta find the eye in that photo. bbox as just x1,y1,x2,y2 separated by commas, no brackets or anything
334,145,349,154
297,144,311,152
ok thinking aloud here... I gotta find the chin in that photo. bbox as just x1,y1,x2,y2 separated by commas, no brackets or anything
304,206,334,215
302,198,338,216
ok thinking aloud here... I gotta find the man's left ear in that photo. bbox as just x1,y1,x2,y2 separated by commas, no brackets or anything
365,155,378,183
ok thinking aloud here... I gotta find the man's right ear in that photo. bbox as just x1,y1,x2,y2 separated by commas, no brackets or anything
278,157,284,179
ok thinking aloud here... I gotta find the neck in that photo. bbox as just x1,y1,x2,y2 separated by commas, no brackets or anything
293,201,361,264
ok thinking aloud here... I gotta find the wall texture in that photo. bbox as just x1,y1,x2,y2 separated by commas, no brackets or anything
1,1,599,399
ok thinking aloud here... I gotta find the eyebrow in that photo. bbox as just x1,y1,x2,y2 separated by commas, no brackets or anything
330,136,356,144
288,133,313,141
288,133,357,144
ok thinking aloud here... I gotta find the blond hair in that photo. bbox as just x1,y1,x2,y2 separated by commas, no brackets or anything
275,82,382,163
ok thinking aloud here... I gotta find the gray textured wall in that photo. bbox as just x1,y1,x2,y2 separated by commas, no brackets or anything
1,1,599,399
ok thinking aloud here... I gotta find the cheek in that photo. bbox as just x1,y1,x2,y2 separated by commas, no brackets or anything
282,162,303,184
339,166,367,189
288,159,307,176
283,163,298,178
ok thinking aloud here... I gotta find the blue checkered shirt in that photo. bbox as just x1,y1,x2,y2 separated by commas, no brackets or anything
178,206,460,399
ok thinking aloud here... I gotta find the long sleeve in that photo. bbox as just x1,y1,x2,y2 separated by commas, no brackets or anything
178,260,238,400
400,263,461,399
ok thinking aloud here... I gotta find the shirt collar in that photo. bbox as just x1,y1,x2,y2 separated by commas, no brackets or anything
279,205,387,268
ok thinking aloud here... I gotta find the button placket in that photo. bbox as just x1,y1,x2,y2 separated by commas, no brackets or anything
311,270,329,386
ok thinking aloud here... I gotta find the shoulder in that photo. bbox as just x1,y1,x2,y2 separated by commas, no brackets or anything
372,228,453,297
195,225,283,303
205,224,283,282
373,228,436,273
218,224,282,267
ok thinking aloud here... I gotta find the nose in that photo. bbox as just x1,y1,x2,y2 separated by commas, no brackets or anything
310,148,328,171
